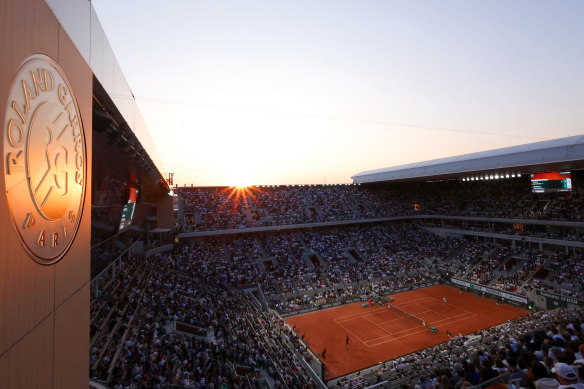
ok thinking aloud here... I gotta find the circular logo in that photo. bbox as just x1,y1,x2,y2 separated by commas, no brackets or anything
3,54,86,265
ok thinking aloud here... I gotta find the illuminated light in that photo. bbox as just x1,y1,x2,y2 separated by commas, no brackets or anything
517,173,521,177
511,174,515,177
495,175,499,179
489,175,494,179
505,174,510,178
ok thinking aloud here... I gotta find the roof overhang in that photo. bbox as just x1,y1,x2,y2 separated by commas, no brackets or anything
352,134,584,184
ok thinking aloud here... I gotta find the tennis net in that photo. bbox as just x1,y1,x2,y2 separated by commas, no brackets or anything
387,304,426,327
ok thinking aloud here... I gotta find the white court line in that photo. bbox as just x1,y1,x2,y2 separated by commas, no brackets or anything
367,313,479,346
334,306,387,322
333,298,438,344
372,309,432,326
332,295,476,347
417,299,475,316
364,313,478,347
334,318,368,346
366,310,476,342
391,297,436,308
411,302,448,318
431,311,475,325
337,308,431,325
334,297,436,323
377,312,476,338
361,314,395,336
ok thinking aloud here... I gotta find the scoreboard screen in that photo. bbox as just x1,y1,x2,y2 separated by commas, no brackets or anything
530,172,572,193
119,186,139,230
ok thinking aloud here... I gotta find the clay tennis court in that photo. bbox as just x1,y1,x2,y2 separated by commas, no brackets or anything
285,284,529,379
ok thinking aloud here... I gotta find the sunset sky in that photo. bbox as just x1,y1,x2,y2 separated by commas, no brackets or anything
92,0,584,186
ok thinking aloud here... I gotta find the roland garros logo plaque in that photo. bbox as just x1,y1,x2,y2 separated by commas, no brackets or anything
3,54,86,265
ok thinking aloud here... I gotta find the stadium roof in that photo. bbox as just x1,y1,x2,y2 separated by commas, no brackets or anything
45,0,166,183
352,134,584,184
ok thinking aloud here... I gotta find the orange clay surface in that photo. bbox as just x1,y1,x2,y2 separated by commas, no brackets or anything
285,284,529,380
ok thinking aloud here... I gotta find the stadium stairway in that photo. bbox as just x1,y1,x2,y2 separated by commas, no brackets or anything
544,263,561,281
461,248,492,278
254,237,268,257
443,241,471,265
519,255,553,292
488,253,523,285
344,247,361,264
256,258,266,272
304,252,328,269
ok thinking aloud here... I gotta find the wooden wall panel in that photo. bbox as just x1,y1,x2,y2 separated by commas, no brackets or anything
0,0,92,387
54,24,92,308
0,0,59,79
0,0,61,358
53,283,89,389
0,314,54,388
0,249,55,355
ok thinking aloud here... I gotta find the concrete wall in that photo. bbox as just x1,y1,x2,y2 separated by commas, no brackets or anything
0,0,92,387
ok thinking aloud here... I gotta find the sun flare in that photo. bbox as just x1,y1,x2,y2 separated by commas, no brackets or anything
230,173,251,189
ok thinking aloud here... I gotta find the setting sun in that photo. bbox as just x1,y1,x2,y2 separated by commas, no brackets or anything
230,172,251,189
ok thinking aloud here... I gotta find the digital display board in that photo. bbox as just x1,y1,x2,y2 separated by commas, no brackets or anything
530,172,572,193
119,187,139,230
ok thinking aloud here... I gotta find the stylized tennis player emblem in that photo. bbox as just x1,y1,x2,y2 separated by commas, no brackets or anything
3,54,86,264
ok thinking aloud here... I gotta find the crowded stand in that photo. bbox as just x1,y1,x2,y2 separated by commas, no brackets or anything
90,250,316,389
178,176,584,232
532,253,584,299
91,218,584,387
92,170,584,388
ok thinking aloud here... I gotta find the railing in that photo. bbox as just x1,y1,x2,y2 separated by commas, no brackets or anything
466,372,521,389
